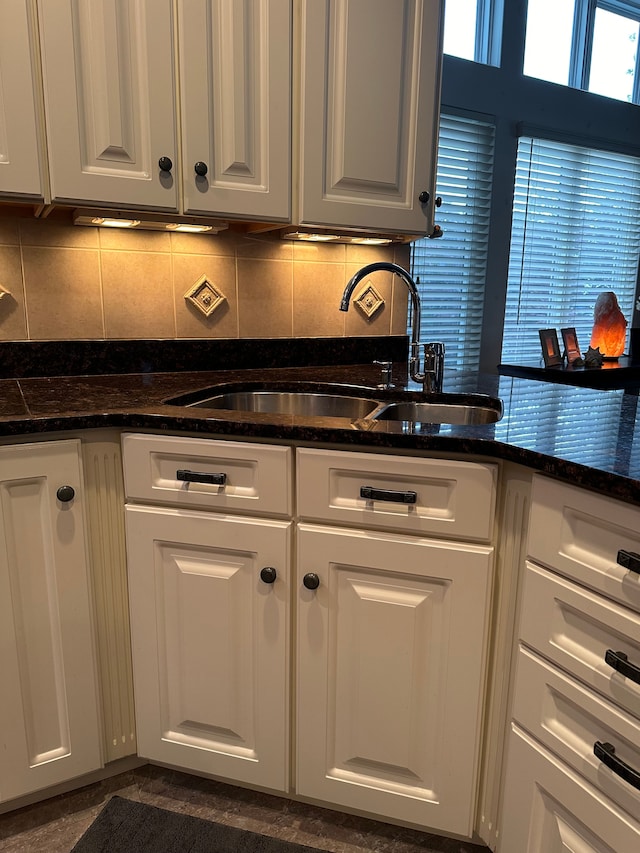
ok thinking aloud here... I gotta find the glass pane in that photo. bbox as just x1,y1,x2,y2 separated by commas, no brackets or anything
524,0,575,85
589,8,638,103
443,0,477,60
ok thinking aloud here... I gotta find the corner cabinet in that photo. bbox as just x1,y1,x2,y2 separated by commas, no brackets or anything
297,0,443,236
0,0,46,199
0,440,102,802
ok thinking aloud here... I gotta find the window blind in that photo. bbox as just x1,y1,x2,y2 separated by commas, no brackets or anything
411,113,495,372
501,136,640,363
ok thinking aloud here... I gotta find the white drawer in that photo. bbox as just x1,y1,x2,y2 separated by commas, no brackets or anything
122,433,292,517
296,448,497,541
500,724,640,852
519,563,640,721
512,645,640,818
529,474,640,612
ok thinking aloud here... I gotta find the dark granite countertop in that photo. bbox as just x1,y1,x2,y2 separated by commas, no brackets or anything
0,338,638,506
1,364,639,505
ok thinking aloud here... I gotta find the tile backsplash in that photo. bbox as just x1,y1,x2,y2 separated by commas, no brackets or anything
0,214,410,341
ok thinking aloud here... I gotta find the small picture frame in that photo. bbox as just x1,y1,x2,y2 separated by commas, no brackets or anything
538,328,562,367
561,327,582,364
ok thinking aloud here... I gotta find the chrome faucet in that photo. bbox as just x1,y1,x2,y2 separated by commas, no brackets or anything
339,262,445,393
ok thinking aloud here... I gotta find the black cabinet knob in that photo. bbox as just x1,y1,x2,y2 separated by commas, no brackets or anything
260,566,277,584
158,156,173,172
56,485,75,502
435,196,442,207
194,161,208,177
418,191,430,203
303,572,320,590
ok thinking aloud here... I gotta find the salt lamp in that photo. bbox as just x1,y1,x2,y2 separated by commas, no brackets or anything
589,291,627,358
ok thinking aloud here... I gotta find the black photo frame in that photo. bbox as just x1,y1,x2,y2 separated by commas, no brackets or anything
538,328,562,367
561,327,582,364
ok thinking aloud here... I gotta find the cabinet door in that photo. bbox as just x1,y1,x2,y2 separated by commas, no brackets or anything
296,523,492,836
0,0,46,198
298,0,442,235
178,0,291,220
0,440,102,802
125,504,291,792
37,0,178,209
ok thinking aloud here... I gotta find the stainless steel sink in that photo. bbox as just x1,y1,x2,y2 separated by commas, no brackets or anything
371,400,502,425
167,385,503,425
183,390,381,419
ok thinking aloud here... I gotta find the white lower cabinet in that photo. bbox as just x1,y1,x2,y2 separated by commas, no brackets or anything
0,440,102,802
499,475,640,852
123,435,496,838
125,505,291,791
296,523,493,835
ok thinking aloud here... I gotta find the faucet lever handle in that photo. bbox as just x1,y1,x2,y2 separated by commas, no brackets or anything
422,343,445,393
373,360,394,390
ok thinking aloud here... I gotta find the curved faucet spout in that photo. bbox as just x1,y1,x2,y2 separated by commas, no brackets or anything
339,262,430,387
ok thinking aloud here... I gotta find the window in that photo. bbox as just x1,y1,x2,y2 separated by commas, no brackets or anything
410,114,495,372
443,0,503,66
501,135,640,363
524,0,640,104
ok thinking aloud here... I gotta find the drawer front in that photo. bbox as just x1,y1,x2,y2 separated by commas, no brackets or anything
500,724,640,852
520,563,640,721
296,448,497,541
529,474,640,611
122,433,292,516
512,645,640,817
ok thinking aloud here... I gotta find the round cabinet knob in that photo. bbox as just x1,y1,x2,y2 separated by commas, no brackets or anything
260,566,277,584
194,161,208,177
435,196,443,208
303,572,320,590
418,191,430,204
158,156,173,172
56,485,75,502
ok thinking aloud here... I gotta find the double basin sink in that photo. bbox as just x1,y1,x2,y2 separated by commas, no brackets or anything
166,385,503,426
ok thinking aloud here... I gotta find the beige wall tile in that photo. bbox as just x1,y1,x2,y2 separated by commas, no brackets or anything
22,247,104,339
173,253,238,338
98,227,171,253
344,243,398,266
235,233,294,261
390,282,410,336
101,251,174,339
0,246,27,339
0,217,20,246
237,258,293,338
19,217,99,249
170,230,236,257
343,262,393,337
292,241,346,264
292,262,346,337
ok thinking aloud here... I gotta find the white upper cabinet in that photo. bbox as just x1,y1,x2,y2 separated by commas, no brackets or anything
297,0,443,236
37,0,179,210
0,0,46,199
178,0,291,221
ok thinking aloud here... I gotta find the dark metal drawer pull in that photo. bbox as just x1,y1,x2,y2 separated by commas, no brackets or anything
360,486,417,504
604,649,640,685
177,469,226,486
617,549,640,574
594,741,640,791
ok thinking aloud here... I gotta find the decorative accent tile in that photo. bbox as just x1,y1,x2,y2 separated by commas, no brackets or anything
184,275,226,317
0,284,9,301
354,282,385,319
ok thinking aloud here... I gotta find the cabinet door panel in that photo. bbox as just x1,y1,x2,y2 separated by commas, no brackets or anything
296,523,492,835
179,0,291,219
299,0,442,234
0,0,45,198
38,0,178,209
0,441,101,802
125,505,290,792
